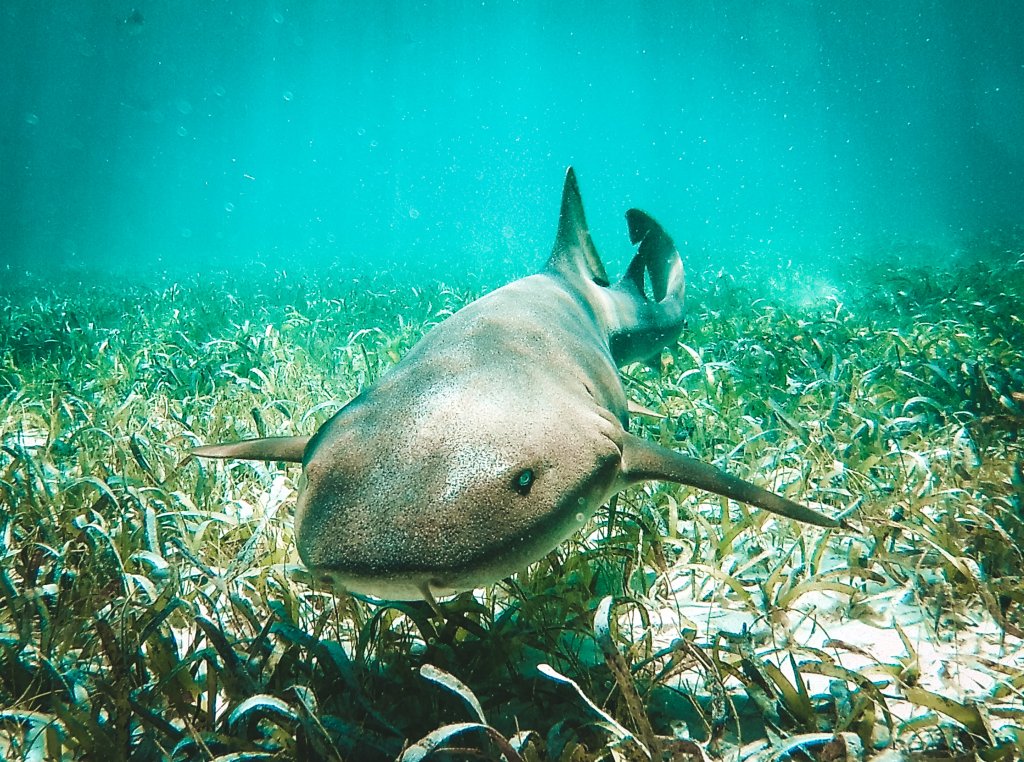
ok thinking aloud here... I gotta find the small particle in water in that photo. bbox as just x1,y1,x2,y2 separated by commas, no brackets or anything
408,208,420,219
214,85,226,97
125,8,144,28
24,113,39,125
282,91,293,102
272,11,284,24
224,202,235,213
176,126,188,137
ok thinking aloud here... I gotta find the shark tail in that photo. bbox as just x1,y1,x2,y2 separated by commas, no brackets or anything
605,209,687,366
622,209,685,307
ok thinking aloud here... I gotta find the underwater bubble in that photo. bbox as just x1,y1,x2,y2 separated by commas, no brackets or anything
369,139,378,148
213,85,226,97
180,228,192,238
176,99,192,115
224,202,235,213
408,208,420,219
327,233,336,243
356,127,366,136
272,11,284,24
24,113,39,125
282,90,293,102
575,512,585,522
177,125,188,137
501,225,515,239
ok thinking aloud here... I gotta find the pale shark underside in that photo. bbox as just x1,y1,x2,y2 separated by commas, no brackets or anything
193,168,839,601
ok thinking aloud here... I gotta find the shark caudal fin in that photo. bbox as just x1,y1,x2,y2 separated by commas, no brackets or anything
546,167,611,287
622,209,685,307
191,435,310,463
605,208,687,365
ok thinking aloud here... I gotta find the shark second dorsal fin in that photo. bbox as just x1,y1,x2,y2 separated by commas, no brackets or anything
546,167,611,287
191,435,310,463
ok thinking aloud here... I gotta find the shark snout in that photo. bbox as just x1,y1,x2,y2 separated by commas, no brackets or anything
290,406,625,600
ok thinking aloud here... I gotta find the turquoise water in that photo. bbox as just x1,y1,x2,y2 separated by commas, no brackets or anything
2,1,1022,279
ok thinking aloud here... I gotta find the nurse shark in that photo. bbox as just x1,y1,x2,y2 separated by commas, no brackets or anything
193,168,838,601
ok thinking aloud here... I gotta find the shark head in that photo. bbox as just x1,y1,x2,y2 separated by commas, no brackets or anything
291,369,625,598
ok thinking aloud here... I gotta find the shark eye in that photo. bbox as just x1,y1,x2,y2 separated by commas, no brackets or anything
513,468,535,495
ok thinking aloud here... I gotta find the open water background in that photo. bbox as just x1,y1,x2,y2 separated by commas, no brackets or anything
2,1,1022,281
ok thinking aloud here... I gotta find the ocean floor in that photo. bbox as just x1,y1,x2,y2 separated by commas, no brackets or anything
1,244,1022,760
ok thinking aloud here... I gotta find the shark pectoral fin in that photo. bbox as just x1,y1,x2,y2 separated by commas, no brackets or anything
626,399,666,419
191,435,310,463
620,435,839,528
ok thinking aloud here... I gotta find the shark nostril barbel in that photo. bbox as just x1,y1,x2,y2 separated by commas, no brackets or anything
191,167,838,602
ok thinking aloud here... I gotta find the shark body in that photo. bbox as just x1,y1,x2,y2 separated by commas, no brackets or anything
194,168,837,600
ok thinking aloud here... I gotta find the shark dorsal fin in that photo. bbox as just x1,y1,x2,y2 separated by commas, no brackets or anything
546,167,610,287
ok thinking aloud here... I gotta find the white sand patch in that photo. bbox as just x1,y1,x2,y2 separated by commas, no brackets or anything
636,563,1023,728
